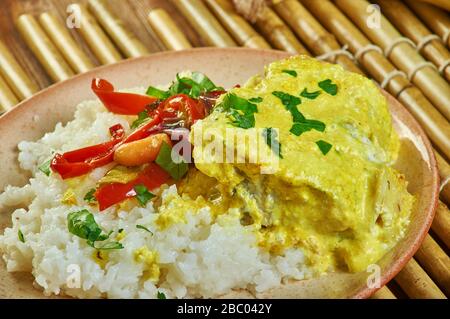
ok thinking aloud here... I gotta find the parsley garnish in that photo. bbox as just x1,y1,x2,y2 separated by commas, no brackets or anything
84,189,97,204
157,291,166,299
136,224,153,235
67,210,123,250
318,79,338,96
272,91,304,122
282,69,297,77
290,120,326,136
38,159,51,176
316,140,332,155
248,97,263,103
133,184,155,206
131,110,151,129
18,229,25,243
219,93,258,129
300,88,321,100
262,128,283,158
155,142,189,180
146,72,223,99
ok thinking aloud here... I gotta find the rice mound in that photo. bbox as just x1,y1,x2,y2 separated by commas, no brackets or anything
0,89,310,299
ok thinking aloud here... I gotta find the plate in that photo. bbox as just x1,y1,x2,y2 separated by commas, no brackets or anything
0,48,439,298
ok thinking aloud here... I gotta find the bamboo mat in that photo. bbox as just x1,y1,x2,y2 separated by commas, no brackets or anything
0,0,449,299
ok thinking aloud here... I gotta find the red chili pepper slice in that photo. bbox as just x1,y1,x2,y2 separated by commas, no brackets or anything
50,124,125,179
92,78,157,115
95,163,170,211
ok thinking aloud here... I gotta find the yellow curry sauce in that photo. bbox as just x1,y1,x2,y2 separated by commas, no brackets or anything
158,56,414,274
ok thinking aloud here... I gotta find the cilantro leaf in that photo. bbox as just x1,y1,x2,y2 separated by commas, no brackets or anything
38,159,52,176
18,229,25,243
282,69,297,77
262,128,283,158
318,79,338,96
136,224,153,235
248,97,263,103
157,291,166,299
219,93,258,129
316,140,332,155
290,119,326,136
67,210,123,250
83,189,97,204
272,91,305,122
155,142,189,180
300,88,321,100
133,184,155,206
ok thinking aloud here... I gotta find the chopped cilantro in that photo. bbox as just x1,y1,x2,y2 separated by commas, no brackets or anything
18,229,25,243
67,209,123,250
157,291,166,299
38,159,52,176
248,97,263,103
133,184,155,207
282,69,297,77
318,79,338,96
300,88,321,100
290,120,326,136
262,128,283,158
316,140,332,155
136,224,153,235
272,91,305,122
219,93,258,129
155,142,189,180
83,188,97,204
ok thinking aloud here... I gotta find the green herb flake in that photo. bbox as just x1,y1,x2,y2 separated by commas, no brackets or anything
290,120,326,136
282,69,297,77
316,140,333,155
248,97,263,103
136,224,153,235
219,93,258,129
157,291,166,299
146,86,170,100
67,209,123,251
262,128,283,159
300,88,321,100
38,159,52,176
318,79,338,96
133,184,155,207
272,91,304,122
18,229,25,243
83,189,97,204
155,142,189,180
131,110,151,129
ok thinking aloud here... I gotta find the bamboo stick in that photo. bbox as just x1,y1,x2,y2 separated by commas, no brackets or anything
254,7,309,55
302,0,450,161
171,0,237,47
0,74,18,113
147,8,192,51
335,0,450,122
414,234,450,296
432,201,450,249
68,3,122,65
394,258,446,299
16,14,75,82
406,0,450,49
418,0,450,12
38,12,94,74
436,151,450,205
273,0,362,74
370,286,397,299
88,0,149,58
0,40,38,100
205,0,270,49
375,0,450,82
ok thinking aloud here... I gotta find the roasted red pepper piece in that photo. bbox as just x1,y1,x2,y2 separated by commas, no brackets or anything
50,124,125,179
95,163,170,211
92,78,157,115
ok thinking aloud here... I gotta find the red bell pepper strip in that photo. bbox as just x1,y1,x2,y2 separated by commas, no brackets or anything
95,163,170,211
157,94,206,127
91,78,157,115
50,124,125,179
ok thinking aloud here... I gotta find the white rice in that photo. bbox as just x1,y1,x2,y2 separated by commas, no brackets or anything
0,88,310,299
